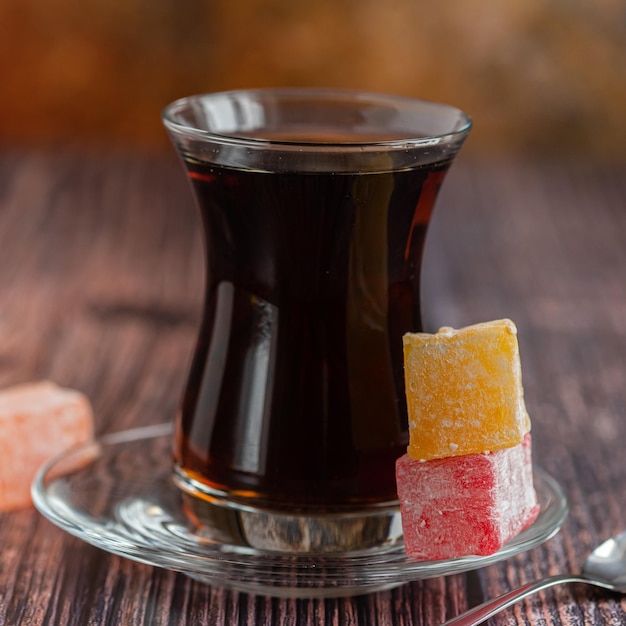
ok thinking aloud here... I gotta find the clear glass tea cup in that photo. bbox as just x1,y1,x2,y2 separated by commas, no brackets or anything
163,88,471,554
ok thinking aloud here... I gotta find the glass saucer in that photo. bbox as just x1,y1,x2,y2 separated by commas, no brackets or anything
32,423,568,598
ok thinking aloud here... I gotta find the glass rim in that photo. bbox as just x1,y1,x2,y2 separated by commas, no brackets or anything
162,87,472,151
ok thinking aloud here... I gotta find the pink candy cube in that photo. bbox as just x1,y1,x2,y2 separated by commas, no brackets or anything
0,381,94,511
396,433,539,560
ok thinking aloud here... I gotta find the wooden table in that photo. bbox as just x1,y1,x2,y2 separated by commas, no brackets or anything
1,150,625,625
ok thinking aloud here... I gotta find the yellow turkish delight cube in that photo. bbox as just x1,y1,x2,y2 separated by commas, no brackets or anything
403,319,530,460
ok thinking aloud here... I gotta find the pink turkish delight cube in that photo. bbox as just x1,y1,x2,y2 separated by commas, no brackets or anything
396,433,539,560
0,381,94,511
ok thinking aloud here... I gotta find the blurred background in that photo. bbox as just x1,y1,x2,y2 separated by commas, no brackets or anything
1,0,624,158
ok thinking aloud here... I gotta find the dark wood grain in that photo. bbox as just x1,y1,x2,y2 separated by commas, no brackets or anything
0,150,625,624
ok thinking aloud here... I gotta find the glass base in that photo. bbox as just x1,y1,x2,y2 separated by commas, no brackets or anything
173,465,403,555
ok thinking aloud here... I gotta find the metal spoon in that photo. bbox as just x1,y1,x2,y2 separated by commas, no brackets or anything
441,530,626,626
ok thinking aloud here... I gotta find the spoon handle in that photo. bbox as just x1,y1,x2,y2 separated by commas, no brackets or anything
441,574,594,626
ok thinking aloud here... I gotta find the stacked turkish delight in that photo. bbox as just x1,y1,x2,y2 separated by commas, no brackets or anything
396,319,539,560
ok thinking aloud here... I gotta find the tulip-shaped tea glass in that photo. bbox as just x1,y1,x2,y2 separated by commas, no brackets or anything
163,88,471,554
